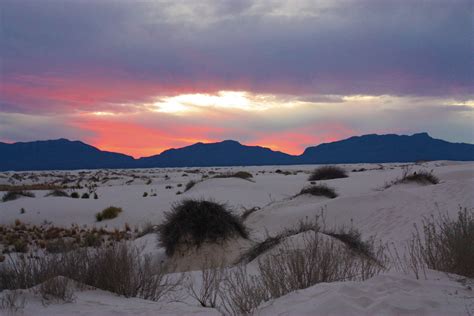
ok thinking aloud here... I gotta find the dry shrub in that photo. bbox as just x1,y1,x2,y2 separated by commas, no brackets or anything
238,216,321,264
39,276,75,303
214,171,253,180
257,232,386,299
382,167,439,189
2,190,35,202
185,260,225,308
158,199,248,256
222,230,386,315
297,184,337,199
0,290,26,312
96,206,122,221
184,180,197,192
45,190,69,197
404,207,473,278
220,265,269,315
308,166,348,181
0,242,180,301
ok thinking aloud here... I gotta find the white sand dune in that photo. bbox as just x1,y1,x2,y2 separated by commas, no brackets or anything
0,161,473,315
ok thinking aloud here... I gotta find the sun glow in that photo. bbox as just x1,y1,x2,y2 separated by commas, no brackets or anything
154,91,280,113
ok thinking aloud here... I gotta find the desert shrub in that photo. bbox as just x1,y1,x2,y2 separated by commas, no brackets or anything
214,171,253,180
408,208,473,278
96,206,122,222
93,193,98,199
185,260,225,308
402,170,439,185
220,264,270,315
45,190,69,197
308,166,348,181
39,276,75,303
0,290,26,312
13,239,28,253
382,168,439,190
2,190,35,202
238,217,321,264
0,243,181,301
323,226,373,258
297,184,337,199
70,192,79,199
257,232,386,299
158,199,248,256
143,192,148,197
45,239,76,254
82,232,102,247
81,192,90,199
184,180,197,192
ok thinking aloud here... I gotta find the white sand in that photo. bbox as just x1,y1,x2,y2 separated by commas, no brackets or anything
0,161,473,315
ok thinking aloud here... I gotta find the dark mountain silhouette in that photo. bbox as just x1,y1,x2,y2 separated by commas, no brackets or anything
137,140,295,167
300,133,474,163
0,133,473,171
0,139,134,171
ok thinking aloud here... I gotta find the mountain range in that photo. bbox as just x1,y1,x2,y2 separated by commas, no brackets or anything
0,133,473,171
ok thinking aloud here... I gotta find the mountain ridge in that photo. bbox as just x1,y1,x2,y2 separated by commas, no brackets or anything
1,133,473,171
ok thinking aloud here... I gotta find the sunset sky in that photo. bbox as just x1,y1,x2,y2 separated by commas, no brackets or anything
0,0,472,157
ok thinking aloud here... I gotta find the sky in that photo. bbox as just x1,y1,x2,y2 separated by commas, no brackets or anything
0,0,473,157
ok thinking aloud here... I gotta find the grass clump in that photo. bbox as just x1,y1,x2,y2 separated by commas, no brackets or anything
308,166,348,181
409,207,473,278
158,199,248,256
2,190,35,202
184,180,197,192
214,171,253,180
96,206,123,222
45,190,69,197
401,170,439,185
297,184,337,199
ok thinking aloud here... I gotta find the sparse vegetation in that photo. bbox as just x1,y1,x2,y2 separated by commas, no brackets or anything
308,166,348,181
2,190,35,202
297,184,338,199
401,170,439,185
81,192,90,199
0,242,181,301
70,192,79,199
96,206,123,221
382,168,439,189
158,199,248,256
39,276,75,303
184,180,197,192
214,171,253,180
45,189,69,197
407,207,473,278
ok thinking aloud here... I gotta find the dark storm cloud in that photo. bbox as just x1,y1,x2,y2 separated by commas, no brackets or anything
1,0,472,109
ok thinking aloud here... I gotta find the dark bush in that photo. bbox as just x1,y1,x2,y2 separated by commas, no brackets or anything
2,190,35,202
81,193,90,199
308,166,348,181
45,190,69,197
96,206,122,222
70,192,79,199
143,192,148,197
297,184,337,199
158,199,248,256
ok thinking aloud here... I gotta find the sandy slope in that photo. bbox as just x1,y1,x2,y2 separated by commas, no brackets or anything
0,161,473,315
